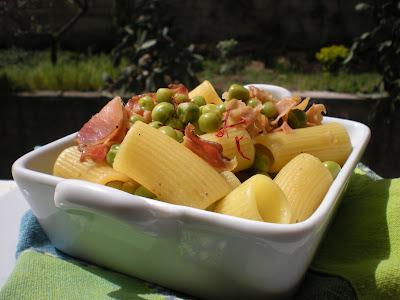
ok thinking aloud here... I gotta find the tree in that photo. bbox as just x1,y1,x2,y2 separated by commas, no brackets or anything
0,0,88,64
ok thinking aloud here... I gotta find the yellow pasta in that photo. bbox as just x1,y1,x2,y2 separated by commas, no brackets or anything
253,122,351,173
201,128,255,172
220,171,241,189
189,80,223,104
113,121,232,209
214,174,291,223
274,153,333,223
53,146,136,186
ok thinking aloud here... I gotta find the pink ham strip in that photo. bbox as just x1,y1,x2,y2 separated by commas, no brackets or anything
306,103,327,125
183,124,237,172
76,96,128,162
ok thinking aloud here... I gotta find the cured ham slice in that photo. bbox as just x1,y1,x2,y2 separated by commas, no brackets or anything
125,93,155,117
168,83,189,95
183,124,237,172
247,85,276,103
272,120,293,133
76,96,128,162
306,103,327,125
270,97,299,126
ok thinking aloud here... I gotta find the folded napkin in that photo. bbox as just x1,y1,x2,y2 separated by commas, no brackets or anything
1,165,399,299
309,165,400,299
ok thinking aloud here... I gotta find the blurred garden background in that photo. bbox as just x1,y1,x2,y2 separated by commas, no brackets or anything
1,0,399,178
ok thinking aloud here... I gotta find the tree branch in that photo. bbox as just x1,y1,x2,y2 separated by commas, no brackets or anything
53,0,88,38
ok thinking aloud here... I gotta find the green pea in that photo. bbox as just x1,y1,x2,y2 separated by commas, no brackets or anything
217,103,226,113
156,88,173,103
174,93,189,104
261,102,278,118
227,84,249,101
129,114,145,125
134,186,157,199
198,112,221,133
191,95,206,107
322,161,341,179
149,121,163,129
177,102,200,124
287,109,307,129
166,117,184,130
192,120,204,135
253,148,272,173
152,102,175,123
106,144,120,166
200,104,221,118
158,126,178,140
138,95,154,111
247,98,261,107
175,130,184,143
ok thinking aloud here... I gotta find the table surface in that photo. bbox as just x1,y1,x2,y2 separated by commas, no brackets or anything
0,181,29,289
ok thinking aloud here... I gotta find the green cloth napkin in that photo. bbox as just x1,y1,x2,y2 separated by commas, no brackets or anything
0,251,170,300
1,166,399,299
309,167,400,299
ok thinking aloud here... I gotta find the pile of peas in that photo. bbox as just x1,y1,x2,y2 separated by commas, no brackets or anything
131,87,228,141
105,83,319,193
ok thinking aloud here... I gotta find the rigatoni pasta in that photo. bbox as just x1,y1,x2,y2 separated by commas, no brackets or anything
53,146,136,186
201,128,255,172
253,122,351,173
214,174,291,223
188,80,223,104
274,153,333,223
220,171,242,189
113,121,232,209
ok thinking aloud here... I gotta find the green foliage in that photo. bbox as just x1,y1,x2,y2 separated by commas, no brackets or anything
344,1,400,101
200,60,381,94
0,50,120,92
108,0,202,94
0,48,381,94
216,38,244,74
315,45,349,72
216,39,238,61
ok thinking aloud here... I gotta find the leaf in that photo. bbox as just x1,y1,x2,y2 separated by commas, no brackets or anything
360,32,370,40
378,40,392,52
355,3,372,11
140,39,157,50
123,26,134,35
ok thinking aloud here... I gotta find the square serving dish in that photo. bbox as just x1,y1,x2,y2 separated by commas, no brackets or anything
12,85,370,299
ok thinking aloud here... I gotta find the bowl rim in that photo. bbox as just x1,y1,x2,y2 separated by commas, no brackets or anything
244,83,292,99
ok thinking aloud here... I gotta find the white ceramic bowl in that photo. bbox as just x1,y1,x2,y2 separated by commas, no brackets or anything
12,85,370,299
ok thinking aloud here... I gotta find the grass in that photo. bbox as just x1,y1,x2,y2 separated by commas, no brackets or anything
200,60,382,95
0,49,382,94
0,50,121,91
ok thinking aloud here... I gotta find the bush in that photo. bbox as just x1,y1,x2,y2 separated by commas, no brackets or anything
344,1,400,101
107,0,202,93
216,39,246,74
315,45,349,72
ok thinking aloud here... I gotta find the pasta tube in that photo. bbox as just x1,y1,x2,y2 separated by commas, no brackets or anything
53,146,135,186
201,128,255,172
253,122,351,173
274,153,333,223
220,171,241,189
189,80,223,104
214,174,291,223
113,122,232,209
